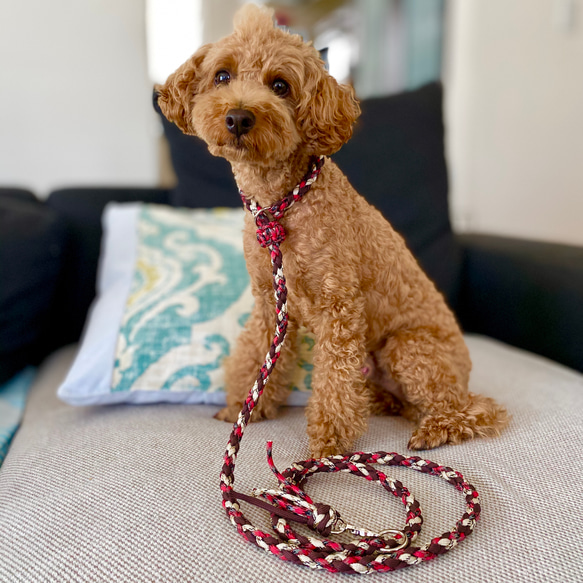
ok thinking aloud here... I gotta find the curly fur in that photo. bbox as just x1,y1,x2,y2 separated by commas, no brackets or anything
157,4,509,457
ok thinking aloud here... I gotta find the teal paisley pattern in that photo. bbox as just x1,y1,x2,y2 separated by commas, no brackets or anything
112,206,252,396
111,205,312,401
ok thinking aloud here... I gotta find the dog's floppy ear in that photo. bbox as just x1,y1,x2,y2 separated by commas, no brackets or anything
298,71,361,156
155,44,211,135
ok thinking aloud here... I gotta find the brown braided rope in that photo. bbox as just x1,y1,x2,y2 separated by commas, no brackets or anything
219,156,481,574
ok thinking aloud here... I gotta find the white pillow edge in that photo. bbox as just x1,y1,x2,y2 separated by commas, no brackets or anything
57,203,141,404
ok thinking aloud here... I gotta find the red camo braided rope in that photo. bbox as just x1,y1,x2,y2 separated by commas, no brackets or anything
219,156,481,574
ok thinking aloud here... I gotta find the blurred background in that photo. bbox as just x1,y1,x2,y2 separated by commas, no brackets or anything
1,0,582,245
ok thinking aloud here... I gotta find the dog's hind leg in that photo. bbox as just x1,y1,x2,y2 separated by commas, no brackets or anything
378,328,508,450
215,301,299,423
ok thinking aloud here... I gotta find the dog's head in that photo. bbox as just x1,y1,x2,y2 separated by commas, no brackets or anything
156,4,360,166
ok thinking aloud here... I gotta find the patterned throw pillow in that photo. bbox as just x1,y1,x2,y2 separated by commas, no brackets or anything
58,203,313,406
0,367,36,464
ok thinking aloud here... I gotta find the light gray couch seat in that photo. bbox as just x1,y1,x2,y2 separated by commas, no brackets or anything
0,335,582,582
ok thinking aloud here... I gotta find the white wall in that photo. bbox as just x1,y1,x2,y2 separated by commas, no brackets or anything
445,0,583,246
201,0,242,44
0,0,160,198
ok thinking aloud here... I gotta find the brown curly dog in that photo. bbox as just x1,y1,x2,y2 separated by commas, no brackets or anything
156,5,508,458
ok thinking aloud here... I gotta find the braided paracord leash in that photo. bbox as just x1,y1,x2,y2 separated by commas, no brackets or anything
220,155,481,574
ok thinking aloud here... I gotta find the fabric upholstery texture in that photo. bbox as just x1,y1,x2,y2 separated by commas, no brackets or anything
45,188,171,351
1,336,582,582
0,195,66,383
0,188,37,204
458,233,583,373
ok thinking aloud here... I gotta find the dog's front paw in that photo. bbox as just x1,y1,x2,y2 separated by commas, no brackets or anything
309,438,353,460
407,413,473,450
214,405,242,423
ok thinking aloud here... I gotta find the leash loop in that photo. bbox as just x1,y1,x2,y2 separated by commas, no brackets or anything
220,155,481,573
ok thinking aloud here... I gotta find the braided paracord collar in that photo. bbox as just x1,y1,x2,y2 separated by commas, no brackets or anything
220,155,481,574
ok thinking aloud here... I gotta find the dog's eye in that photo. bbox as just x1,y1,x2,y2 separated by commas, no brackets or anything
214,70,231,86
271,79,290,97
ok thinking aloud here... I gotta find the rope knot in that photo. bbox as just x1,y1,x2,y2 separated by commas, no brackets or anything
256,221,286,248
307,503,340,537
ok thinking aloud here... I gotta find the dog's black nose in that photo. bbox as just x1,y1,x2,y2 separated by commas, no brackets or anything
226,109,256,137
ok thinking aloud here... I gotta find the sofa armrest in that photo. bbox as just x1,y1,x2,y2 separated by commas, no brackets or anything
0,194,67,381
0,187,38,204
456,233,583,373
45,187,171,350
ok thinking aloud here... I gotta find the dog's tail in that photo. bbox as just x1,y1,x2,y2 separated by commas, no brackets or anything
462,392,510,438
